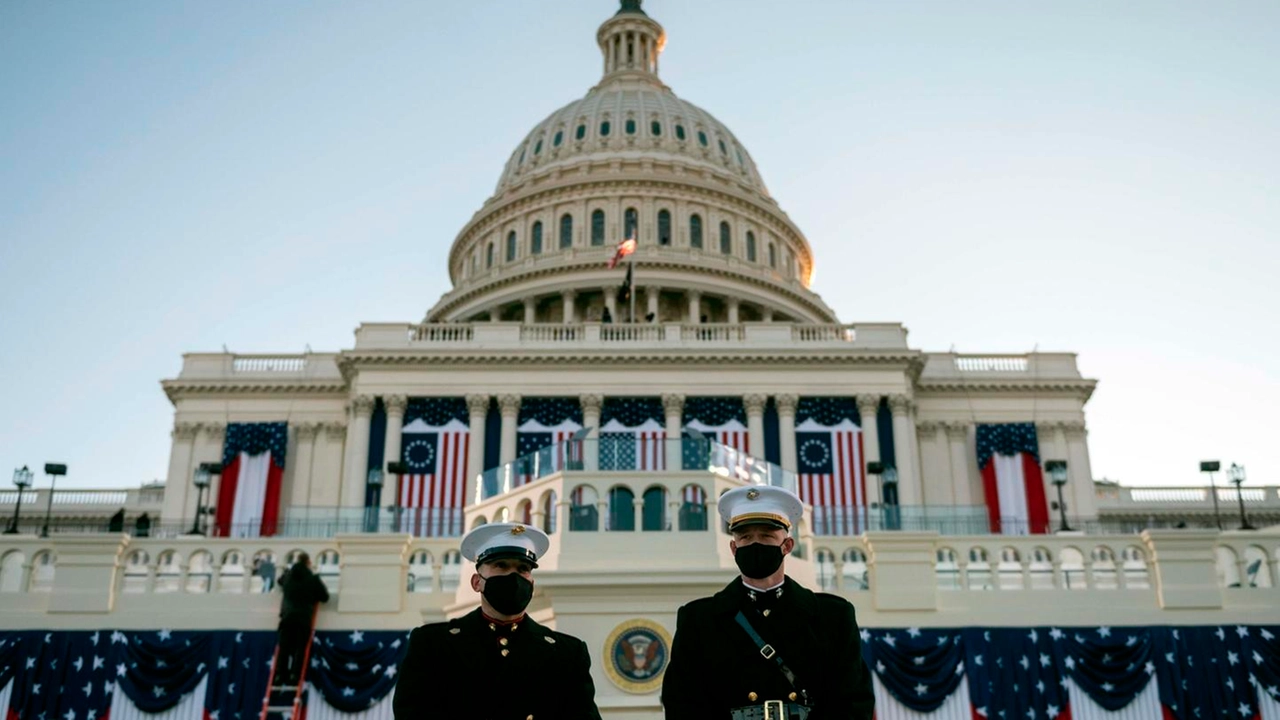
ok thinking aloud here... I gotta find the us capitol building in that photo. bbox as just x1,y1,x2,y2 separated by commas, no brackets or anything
2,4,1277,720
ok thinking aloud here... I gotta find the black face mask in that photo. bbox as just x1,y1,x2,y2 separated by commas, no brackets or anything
480,572,534,616
735,542,786,579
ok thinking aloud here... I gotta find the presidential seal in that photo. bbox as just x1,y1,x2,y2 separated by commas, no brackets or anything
602,618,672,694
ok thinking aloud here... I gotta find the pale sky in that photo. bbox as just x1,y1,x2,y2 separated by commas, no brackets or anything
1,1,1276,492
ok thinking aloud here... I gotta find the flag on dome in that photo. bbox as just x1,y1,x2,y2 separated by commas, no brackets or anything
976,423,1050,535
607,235,637,269
214,423,288,538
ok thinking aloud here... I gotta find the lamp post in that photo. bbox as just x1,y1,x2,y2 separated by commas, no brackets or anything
865,461,882,531
1199,460,1222,530
1045,460,1070,532
365,468,384,532
1227,463,1254,531
39,463,67,538
386,461,407,532
882,466,900,531
5,466,33,534
189,462,222,535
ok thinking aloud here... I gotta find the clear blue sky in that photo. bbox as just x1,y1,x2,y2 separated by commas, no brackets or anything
1,1,1276,491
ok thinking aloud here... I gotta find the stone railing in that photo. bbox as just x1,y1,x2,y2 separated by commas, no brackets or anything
0,486,164,514
175,352,343,381
1096,485,1279,507
919,352,1084,380
354,321,909,352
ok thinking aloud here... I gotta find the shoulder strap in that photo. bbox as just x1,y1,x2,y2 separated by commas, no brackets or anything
734,611,800,691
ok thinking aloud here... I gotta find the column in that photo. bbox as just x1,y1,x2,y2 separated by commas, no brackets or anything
1064,421,1099,521
856,395,883,506
662,394,684,469
916,421,950,505
291,423,319,508
342,396,376,509
580,394,602,472
562,290,577,323
760,307,774,322
646,286,661,321
382,395,408,479
946,422,972,506
523,298,536,324
776,395,799,473
687,291,702,323
603,288,617,322
888,395,921,507
744,394,767,460
311,422,347,507
727,298,740,324
160,422,200,525
498,395,521,465
465,395,489,505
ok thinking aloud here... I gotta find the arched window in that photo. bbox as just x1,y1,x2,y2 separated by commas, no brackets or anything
534,139,543,155
719,221,732,254
651,120,662,137
675,125,686,141
506,231,517,262
600,120,611,137
657,209,671,246
642,487,667,531
718,139,728,155
689,215,703,249
678,484,707,531
576,124,586,140
698,130,708,147
624,207,638,240
531,222,543,255
625,119,637,135
609,486,636,531
746,231,757,262
768,243,777,268
591,210,606,246
486,242,494,268
541,490,558,535
553,130,563,147
570,486,599,531
560,214,573,249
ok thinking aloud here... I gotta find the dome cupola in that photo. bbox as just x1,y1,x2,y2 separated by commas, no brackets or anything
597,0,666,82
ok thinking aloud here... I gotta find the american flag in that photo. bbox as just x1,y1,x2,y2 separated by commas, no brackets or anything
214,423,288,538
794,409,867,536
515,398,584,485
599,397,666,471
397,398,470,538
976,424,1050,535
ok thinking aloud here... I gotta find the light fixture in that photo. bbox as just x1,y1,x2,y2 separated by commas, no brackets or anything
40,463,67,538
1200,460,1222,531
189,462,222,535
5,466,33,534
1045,460,1071,532
1227,463,1254,531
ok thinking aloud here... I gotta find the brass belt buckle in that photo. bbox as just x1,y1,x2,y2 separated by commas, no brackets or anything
763,699,786,720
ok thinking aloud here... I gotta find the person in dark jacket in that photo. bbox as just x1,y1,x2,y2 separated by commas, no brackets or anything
275,552,330,685
662,486,875,720
393,523,602,720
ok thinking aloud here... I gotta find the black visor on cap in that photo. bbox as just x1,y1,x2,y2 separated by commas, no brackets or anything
476,545,539,568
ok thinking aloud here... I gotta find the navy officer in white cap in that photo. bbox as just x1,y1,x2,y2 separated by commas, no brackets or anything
661,485,875,720
393,522,602,720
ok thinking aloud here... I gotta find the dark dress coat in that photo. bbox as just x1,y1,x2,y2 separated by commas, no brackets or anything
661,577,875,720
278,564,329,623
393,608,603,720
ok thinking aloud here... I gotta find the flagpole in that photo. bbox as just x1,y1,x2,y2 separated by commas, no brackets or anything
629,252,637,324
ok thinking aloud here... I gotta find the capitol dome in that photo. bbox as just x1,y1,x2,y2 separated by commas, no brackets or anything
430,1,837,326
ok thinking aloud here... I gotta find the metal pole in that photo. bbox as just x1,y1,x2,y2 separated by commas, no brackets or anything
41,475,57,538
1055,482,1072,532
1235,484,1254,530
190,485,205,535
4,486,22,534
1208,471,1222,530
629,254,637,324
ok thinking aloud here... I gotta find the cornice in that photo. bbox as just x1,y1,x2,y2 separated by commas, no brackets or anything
161,379,348,403
915,379,1097,402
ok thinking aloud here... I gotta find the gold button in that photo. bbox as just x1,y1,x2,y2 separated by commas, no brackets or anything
512,623,519,631
500,637,509,646
527,716,534,720
748,692,758,702
501,648,510,657
763,609,771,617
489,623,496,631
788,692,797,702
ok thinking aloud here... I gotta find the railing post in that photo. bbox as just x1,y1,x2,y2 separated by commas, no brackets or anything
48,535,129,613
667,499,681,532
334,534,412,613
431,562,443,594
1141,530,1223,609
863,532,939,612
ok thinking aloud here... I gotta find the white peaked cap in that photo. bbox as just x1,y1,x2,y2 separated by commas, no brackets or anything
718,485,803,532
460,522,551,568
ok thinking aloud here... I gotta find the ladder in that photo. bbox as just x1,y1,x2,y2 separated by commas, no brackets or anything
259,607,320,720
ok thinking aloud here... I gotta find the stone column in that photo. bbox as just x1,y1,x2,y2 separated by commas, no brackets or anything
523,298,536,324
1063,421,1099,521
760,307,774,322
662,394,685,469
946,422,972,506
856,395,883,506
382,395,408,479
888,395,920,507
161,422,200,525
580,394,603,472
727,298,740,324
687,291,702,323
465,395,490,505
646,286,661,321
562,290,578,323
603,288,617,322
776,394,799,473
498,395,521,465
312,422,347,507
915,421,947,506
342,396,376,509
291,423,319,508
744,394,767,460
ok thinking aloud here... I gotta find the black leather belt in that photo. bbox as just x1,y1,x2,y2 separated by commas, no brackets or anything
730,700,811,720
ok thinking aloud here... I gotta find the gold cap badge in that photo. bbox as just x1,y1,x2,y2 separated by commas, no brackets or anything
511,525,526,535
746,489,760,500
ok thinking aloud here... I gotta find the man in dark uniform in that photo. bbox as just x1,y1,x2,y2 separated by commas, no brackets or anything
393,522,602,720
662,486,875,720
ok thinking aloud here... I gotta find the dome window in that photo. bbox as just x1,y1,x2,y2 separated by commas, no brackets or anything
576,124,586,140
658,210,671,246
675,125,686,141
600,120,612,137
534,139,543,155
554,131,564,147
560,214,573,249
746,231,757,263
768,243,777,268
689,215,703,249
624,207,639,239
486,242,495,269
736,147,745,165
506,232,518,262
591,209,606,246
519,148,526,164
697,131,708,147
531,221,543,255
651,121,662,137
719,221,732,254
625,119,637,135
718,139,728,155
